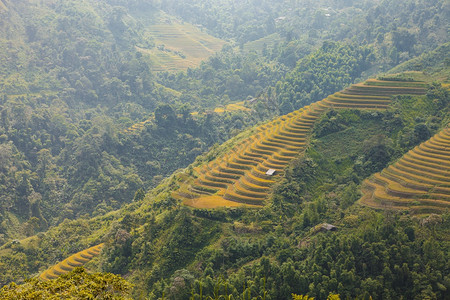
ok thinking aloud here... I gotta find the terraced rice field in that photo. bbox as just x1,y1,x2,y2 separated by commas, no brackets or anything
174,79,427,208
39,244,104,281
360,127,450,214
243,33,284,53
124,119,152,134
138,18,227,72
214,101,251,114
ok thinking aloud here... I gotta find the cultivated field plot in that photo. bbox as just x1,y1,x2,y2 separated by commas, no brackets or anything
361,127,450,214
138,18,227,72
214,101,251,113
243,33,284,53
123,119,152,135
39,244,104,281
173,79,428,209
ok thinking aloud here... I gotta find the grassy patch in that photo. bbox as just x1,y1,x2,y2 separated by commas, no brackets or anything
214,101,251,114
394,95,436,127
243,33,284,53
314,119,384,160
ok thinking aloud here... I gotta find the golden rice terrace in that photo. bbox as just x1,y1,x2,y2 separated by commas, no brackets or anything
360,127,450,214
173,79,428,208
39,244,104,281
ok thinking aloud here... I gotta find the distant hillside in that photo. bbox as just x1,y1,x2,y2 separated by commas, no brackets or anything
136,12,227,71
0,0,235,240
0,0,7,12
0,2,226,97
388,42,450,75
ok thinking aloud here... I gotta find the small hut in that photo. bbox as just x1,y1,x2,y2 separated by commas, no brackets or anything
265,169,276,176
311,223,338,235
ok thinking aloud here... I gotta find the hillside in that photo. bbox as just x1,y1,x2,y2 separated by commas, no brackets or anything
173,79,427,208
0,0,244,240
388,42,450,76
0,0,448,240
136,12,227,72
0,1,449,299
1,68,447,299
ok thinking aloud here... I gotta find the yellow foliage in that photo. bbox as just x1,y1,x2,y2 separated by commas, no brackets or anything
2,268,132,300
292,293,342,300
292,294,314,300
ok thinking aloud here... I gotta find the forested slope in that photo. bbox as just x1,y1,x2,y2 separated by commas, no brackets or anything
107,73,449,300
161,0,449,67
0,0,256,240
0,0,448,241
1,69,448,299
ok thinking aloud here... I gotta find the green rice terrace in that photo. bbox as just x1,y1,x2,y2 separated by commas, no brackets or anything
360,127,450,214
172,78,428,209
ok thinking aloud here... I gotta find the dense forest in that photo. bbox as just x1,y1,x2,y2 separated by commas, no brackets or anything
0,0,449,299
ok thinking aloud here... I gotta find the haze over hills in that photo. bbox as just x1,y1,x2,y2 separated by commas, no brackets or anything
0,0,449,299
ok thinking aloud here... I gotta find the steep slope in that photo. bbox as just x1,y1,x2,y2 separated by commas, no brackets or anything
360,127,450,214
173,79,427,208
